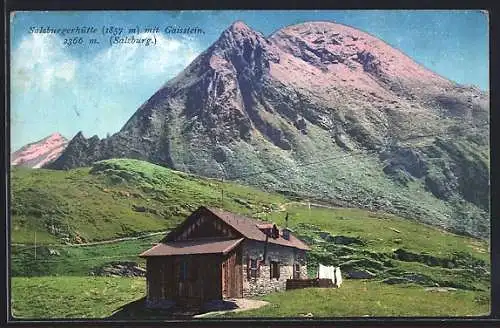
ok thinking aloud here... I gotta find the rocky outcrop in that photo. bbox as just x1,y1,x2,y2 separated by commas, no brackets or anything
92,261,146,277
382,277,412,285
392,248,489,275
344,269,376,279
318,232,365,246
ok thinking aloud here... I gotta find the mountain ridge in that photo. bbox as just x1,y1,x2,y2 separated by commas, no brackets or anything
45,21,490,238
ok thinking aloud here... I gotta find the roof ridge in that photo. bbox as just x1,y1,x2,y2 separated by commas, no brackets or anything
139,238,245,257
200,206,310,251
162,237,242,245
206,206,269,224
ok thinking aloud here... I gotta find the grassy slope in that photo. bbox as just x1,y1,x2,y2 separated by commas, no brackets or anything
11,277,145,319
10,277,489,318
11,159,286,244
259,205,489,261
223,281,489,317
255,205,490,292
11,235,159,276
9,159,491,318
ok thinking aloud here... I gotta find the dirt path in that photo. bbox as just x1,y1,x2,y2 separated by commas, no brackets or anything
255,200,344,215
193,299,270,318
11,230,168,248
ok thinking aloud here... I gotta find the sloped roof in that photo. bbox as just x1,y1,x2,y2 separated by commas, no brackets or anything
139,238,244,257
205,207,310,251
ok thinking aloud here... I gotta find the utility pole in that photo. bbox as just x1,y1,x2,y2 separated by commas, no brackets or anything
221,176,224,206
221,163,226,207
308,199,311,221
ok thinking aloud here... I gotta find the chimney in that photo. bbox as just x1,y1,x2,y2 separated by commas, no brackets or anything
272,224,279,239
282,228,290,240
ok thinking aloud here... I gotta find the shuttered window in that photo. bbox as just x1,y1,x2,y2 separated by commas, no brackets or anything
293,263,301,279
247,258,260,279
250,259,258,278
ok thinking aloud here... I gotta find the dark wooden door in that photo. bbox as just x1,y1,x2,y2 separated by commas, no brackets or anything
222,248,243,299
176,257,194,302
200,255,222,300
234,247,243,298
222,260,228,298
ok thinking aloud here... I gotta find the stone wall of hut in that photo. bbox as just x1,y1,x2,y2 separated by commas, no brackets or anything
241,240,308,298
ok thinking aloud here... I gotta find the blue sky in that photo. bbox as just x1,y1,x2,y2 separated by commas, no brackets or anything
10,10,488,151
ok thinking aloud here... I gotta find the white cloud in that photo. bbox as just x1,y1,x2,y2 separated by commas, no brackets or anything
90,33,201,84
11,33,77,91
11,32,202,93
11,31,203,149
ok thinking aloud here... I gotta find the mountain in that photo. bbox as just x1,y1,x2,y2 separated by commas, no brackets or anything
46,21,490,238
12,133,68,168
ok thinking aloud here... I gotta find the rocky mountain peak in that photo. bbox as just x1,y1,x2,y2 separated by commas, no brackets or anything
214,21,276,56
73,131,86,142
228,20,253,33
12,132,68,169
48,132,64,140
269,21,446,85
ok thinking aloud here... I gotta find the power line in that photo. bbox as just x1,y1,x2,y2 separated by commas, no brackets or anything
399,122,489,142
11,240,160,251
229,149,378,181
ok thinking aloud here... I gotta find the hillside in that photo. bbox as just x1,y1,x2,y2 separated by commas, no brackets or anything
11,159,285,245
45,21,489,238
11,159,490,295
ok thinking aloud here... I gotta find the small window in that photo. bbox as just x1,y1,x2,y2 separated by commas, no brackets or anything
249,259,259,278
293,263,301,279
270,261,280,279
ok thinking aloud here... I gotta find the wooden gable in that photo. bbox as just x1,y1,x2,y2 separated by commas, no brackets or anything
163,207,242,242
